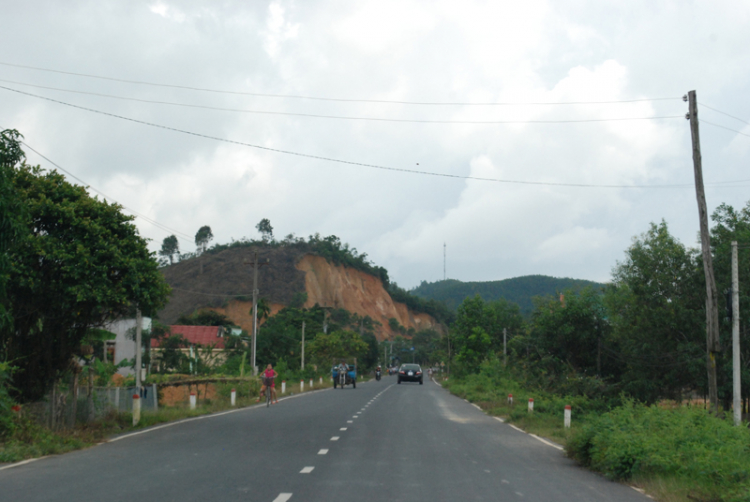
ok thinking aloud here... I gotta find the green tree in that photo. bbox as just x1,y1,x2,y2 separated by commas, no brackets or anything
529,287,611,377
709,202,750,410
0,129,26,335
605,221,705,403
195,225,213,254
4,163,170,401
159,235,180,265
307,330,368,367
256,218,274,242
176,309,235,327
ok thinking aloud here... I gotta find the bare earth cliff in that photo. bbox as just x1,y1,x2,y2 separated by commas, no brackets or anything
158,246,443,340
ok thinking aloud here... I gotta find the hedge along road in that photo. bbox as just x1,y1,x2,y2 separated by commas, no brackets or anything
0,377,649,502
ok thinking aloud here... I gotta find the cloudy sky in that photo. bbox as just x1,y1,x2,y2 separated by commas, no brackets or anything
2,0,749,288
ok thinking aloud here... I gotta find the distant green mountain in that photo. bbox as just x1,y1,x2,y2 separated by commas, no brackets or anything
410,275,605,315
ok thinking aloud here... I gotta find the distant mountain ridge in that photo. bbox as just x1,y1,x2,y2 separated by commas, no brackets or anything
410,275,605,314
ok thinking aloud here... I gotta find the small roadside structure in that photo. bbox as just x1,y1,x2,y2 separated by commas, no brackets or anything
151,325,232,373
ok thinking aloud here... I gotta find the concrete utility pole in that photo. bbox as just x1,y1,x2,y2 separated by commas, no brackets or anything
135,309,142,392
687,90,721,413
443,243,446,281
245,252,270,376
732,241,741,425
301,321,306,370
503,328,507,368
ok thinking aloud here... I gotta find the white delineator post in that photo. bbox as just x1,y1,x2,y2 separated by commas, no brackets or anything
300,380,304,392
132,394,141,426
231,388,236,406
508,394,513,406
528,398,534,413
190,392,197,410
319,377,323,385
564,405,571,428
310,379,313,389
282,381,286,394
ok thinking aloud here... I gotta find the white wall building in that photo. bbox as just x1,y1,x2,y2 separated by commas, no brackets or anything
105,317,152,376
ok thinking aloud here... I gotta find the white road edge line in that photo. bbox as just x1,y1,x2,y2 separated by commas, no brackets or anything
493,417,505,423
529,433,564,451
300,466,315,474
0,457,45,471
471,403,482,411
508,424,525,433
272,493,293,502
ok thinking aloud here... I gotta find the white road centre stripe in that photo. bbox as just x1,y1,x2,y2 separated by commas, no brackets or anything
318,449,328,455
300,466,315,473
273,494,293,502
330,436,340,441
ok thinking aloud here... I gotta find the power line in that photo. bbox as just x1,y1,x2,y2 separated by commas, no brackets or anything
0,84,704,189
0,78,684,125
19,140,194,242
700,103,750,126
700,119,750,138
169,286,254,297
0,61,682,106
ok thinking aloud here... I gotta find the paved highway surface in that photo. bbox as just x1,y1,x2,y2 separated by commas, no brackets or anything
0,377,648,501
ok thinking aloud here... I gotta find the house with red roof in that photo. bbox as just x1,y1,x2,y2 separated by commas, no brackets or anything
150,325,234,372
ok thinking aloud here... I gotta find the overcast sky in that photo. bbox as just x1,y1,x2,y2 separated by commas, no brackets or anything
2,0,749,289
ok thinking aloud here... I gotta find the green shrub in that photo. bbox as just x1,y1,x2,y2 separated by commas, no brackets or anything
567,401,750,501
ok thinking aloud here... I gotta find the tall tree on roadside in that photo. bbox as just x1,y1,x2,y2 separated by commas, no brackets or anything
195,225,213,254
605,221,705,403
5,160,170,401
0,129,26,335
256,218,273,242
159,235,180,265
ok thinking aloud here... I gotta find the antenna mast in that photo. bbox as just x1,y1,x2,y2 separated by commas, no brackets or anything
443,242,446,281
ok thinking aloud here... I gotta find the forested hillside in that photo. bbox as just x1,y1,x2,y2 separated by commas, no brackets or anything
411,275,605,314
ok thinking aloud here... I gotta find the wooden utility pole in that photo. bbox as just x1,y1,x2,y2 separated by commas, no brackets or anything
301,321,306,370
687,90,720,413
732,241,741,425
244,252,269,376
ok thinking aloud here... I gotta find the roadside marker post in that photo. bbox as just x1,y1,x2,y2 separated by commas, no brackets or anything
189,392,196,410
508,394,513,406
528,398,534,413
132,394,141,426
281,381,286,394
231,388,236,406
319,376,323,385
310,379,313,389
564,405,571,428
300,380,304,392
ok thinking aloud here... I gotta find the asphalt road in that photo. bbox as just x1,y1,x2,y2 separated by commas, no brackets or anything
0,377,648,502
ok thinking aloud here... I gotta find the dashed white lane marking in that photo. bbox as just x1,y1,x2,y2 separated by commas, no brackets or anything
300,466,315,474
318,449,328,455
356,412,362,414
515,491,524,497
501,480,510,484
330,437,340,441
353,416,358,419
340,427,347,431
493,417,505,423
347,420,353,423
272,493,293,502
529,434,564,451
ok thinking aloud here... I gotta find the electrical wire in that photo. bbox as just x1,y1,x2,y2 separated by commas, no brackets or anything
0,61,682,106
19,140,194,242
700,103,750,126
700,119,750,138
0,84,703,189
0,78,685,125
169,286,254,297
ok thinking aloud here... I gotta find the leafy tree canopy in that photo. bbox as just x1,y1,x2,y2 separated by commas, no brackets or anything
159,235,179,265
3,157,170,401
194,225,213,254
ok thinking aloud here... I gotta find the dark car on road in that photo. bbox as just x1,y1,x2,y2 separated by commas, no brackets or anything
397,363,423,384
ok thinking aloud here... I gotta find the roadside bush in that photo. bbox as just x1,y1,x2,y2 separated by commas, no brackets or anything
567,401,750,501
0,362,18,438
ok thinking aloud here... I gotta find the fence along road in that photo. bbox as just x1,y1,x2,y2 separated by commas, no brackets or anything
0,377,649,502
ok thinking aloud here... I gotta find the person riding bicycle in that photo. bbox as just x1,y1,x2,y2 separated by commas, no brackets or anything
257,363,279,404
